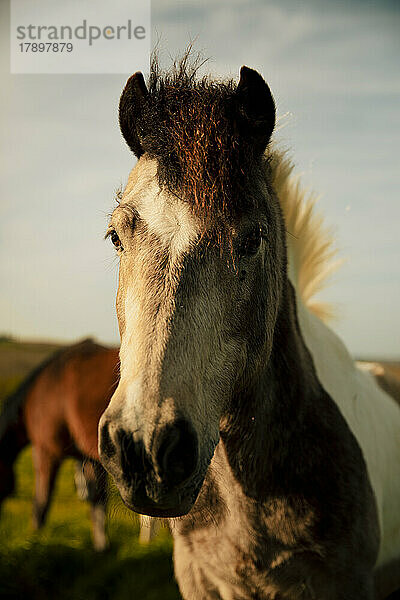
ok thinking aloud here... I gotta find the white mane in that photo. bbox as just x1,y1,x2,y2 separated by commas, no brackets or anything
266,151,400,570
268,149,343,322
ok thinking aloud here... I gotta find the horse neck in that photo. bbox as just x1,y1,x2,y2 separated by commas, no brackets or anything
219,277,325,497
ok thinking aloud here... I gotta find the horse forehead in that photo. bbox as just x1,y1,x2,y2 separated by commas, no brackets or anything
122,156,201,254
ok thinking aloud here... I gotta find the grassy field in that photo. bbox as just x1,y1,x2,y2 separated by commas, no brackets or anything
0,339,181,600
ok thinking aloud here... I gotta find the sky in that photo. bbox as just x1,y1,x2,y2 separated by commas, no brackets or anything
1,0,399,358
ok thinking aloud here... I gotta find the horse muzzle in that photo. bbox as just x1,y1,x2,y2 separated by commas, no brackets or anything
98,413,202,517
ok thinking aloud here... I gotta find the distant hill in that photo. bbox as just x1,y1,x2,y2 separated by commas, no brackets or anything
357,360,400,380
0,339,65,378
0,339,65,402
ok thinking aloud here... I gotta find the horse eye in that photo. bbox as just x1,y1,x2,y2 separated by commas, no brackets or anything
110,231,123,250
239,227,262,257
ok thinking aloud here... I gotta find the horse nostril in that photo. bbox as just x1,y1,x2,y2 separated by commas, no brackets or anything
155,419,198,486
99,420,116,459
118,429,137,474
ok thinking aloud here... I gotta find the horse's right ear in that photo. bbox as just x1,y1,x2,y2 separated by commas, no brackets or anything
119,72,149,158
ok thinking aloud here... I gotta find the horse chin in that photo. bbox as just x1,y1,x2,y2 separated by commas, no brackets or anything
118,484,199,518
121,497,194,518
108,441,218,519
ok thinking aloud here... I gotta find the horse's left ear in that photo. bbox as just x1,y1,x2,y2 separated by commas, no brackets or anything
119,71,149,158
235,66,276,154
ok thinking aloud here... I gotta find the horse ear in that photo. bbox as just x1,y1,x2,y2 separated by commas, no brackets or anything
235,66,276,154
119,71,149,158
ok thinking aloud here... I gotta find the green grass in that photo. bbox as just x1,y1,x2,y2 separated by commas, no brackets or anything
0,369,181,600
0,447,181,600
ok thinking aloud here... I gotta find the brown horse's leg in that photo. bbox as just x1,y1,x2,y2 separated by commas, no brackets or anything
81,460,108,551
32,445,60,530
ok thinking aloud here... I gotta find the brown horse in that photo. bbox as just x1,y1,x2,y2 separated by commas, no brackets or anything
0,339,118,550
99,56,400,599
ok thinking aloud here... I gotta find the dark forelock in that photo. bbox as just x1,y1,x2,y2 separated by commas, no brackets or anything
136,55,269,223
